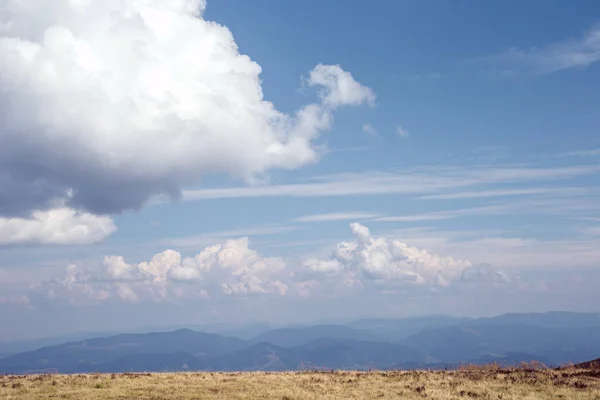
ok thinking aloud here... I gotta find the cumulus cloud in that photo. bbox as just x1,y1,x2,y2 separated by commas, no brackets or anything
292,223,508,295
0,207,116,245
44,237,288,302
0,0,374,217
36,223,507,303
308,64,376,108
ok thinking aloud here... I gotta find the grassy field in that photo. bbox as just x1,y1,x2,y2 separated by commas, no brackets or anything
1,365,599,399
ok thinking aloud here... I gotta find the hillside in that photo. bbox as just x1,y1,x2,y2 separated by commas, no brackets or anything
1,367,599,400
576,358,600,370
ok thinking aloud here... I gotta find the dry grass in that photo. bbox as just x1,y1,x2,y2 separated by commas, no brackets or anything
1,365,599,399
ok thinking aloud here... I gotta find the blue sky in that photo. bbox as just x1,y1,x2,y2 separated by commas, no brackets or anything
0,0,599,340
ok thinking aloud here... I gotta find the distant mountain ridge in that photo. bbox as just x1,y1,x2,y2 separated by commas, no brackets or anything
1,312,599,374
250,325,379,347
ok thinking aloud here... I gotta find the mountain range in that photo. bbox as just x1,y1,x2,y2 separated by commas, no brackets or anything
1,312,599,374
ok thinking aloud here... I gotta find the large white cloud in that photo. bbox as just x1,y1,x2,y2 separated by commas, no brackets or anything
292,223,508,295
0,207,116,245
0,0,374,217
36,223,507,303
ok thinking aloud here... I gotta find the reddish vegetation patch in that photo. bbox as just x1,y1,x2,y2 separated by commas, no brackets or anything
575,358,600,370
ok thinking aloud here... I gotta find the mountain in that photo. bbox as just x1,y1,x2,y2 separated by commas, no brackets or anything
0,329,248,374
346,315,467,341
211,342,297,371
0,330,118,356
401,323,600,365
468,312,600,328
2,312,600,374
215,322,283,340
251,325,378,347
210,338,424,371
290,338,424,370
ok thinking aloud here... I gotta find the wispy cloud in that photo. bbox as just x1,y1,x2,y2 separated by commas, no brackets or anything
418,186,596,200
396,124,410,138
372,205,510,222
488,25,600,75
180,164,600,201
362,124,378,136
292,212,381,223
561,149,600,157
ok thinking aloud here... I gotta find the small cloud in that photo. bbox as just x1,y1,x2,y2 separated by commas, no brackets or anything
396,124,410,138
483,24,600,76
0,296,30,306
292,212,381,223
561,149,600,157
363,124,378,136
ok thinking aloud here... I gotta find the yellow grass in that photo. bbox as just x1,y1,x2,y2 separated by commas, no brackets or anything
1,366,599,399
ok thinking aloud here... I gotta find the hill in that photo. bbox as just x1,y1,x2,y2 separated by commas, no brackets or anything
2,368,600,400
575,357,600,370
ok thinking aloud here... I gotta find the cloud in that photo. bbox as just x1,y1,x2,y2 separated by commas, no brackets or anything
488,25,600,75
0,207,116,245
308,64,376,108
417,186,594,200
37,223,506,303
561,149,600,157
43,237,289,303
396,124,410,138
0,296,30,306
292,212,381,223
362,124,378,136
0,0,374,218
372,205,513,222
293,223,507,295
181,164,600,201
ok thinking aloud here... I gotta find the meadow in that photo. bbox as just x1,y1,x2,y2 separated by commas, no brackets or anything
1,364,600,400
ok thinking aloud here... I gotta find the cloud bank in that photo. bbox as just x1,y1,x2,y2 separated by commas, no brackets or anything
36,224,507,304
0,0,374,218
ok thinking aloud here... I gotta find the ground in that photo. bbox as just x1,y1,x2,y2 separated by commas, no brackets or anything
1,366,599,399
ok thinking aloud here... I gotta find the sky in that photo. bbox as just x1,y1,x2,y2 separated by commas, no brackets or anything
1,0,600,340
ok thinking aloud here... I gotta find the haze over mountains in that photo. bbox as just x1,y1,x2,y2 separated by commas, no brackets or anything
1,312,599,374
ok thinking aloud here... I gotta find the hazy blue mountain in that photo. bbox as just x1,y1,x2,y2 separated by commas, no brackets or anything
215,322,284,340
210,338,424,371
0,329,248,374
2,312,600,374
210,342,297,371
290,338,424,370
251,325,378,347
401,323,600,365
345,315,467,341
0,330,119,356
468,312,600,328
